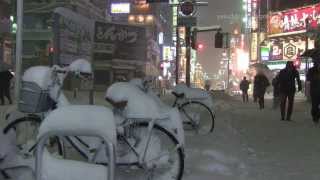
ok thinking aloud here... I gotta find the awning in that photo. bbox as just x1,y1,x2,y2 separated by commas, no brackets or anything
267,30,306,38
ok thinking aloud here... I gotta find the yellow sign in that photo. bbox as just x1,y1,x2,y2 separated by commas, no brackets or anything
251,33,258,61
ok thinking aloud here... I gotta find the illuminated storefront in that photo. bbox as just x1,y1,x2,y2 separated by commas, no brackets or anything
263,4,320,71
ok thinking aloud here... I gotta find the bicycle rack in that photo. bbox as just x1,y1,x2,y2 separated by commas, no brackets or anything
35,130,115,180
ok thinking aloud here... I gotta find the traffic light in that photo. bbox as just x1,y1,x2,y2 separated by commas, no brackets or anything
215,31,223,48
197,43,204,50
180,1,195,16
293,59,301,68
160,62,164,71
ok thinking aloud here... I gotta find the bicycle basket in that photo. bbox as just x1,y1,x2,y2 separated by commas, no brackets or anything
18,81,54,113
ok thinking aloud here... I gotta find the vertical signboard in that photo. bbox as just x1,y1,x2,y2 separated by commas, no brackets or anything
53,7,94,65
251,32,258,61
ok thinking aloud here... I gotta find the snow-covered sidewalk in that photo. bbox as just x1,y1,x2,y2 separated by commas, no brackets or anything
1,90,318,180
228,96,320,180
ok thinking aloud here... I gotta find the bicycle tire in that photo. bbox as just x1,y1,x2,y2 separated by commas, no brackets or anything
3,115,42,134
3,116,65,156
117,122,184,180
179,101,215,135
62,122,184,180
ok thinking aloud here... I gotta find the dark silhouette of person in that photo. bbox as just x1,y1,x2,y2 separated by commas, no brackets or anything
0,70,13,105
278,61,302,121
272,73,281,109
307,56,320,125
253,72,270,109
240,76,250,103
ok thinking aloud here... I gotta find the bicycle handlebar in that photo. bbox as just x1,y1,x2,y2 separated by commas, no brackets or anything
172,91,185,99
105,97,128,109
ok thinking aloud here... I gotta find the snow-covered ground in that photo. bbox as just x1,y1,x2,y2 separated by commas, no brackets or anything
1,90,319,180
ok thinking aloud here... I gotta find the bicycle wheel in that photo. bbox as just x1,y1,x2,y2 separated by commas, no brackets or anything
3,116,65,157
116,122,184,180
179,101,215,135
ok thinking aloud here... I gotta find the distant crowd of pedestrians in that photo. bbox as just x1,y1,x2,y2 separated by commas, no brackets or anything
239,58,320,125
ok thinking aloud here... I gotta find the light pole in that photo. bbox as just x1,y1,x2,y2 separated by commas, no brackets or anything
14,0,24,101
173,0,209,87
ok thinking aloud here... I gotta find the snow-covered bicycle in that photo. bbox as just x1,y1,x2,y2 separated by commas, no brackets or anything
172,84,215,135
1,59,117,180
2,63,184,180
130,79,215,136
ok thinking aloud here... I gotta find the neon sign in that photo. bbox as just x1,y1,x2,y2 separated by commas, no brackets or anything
269,4,320,34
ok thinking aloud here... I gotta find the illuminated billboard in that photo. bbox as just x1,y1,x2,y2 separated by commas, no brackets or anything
251,33,258,61
260,47,270,61
111,3,130,14
269,4,320,35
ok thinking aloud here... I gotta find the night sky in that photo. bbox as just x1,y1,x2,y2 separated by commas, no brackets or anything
197,0,241,76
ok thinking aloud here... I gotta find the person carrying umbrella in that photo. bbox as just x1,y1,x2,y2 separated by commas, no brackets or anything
253,70,270,109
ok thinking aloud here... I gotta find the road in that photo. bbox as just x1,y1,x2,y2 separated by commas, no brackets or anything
181,92,320,180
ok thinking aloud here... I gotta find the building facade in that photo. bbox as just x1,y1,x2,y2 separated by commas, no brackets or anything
100,0,174,86
0,0,12,70
261,1,320,81
11,0,108,70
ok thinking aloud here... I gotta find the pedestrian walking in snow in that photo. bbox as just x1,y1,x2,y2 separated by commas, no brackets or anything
278,61,302,121
307,55,320,125
272,73,281,109
253,72,270,109
240,76,250,103
0,70,13,105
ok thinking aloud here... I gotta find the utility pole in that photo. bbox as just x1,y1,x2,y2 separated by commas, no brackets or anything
175,8,180,85
185,26,191,86
226,44,230,89
172,0,209,87
15,0,24,101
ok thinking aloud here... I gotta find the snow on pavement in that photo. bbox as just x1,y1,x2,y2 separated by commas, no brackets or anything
228,95,320,180
1,90,320,180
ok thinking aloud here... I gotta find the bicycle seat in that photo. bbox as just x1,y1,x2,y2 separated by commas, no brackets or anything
105,97,128,109
172,91,185,99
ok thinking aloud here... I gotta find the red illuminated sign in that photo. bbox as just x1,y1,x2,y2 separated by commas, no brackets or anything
269,4,320,34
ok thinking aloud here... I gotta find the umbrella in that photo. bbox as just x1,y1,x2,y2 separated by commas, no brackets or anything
249,63,270,70
249,63,274,82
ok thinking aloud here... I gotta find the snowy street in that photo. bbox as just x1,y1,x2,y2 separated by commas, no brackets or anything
170,92,320,180
1,91,320,180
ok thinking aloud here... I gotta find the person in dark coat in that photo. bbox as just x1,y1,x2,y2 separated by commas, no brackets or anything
307,56,320,125
272,73,281,109
253,72,270,109
240,76,250,103
278,61,302,121
0,70,13,105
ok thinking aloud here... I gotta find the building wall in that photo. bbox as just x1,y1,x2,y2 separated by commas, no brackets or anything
18,0,108,67
106,0,173,81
